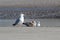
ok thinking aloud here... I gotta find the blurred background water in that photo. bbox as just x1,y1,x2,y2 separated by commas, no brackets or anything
0,7,60,19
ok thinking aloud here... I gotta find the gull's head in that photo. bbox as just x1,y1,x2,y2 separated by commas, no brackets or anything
20,13,24,17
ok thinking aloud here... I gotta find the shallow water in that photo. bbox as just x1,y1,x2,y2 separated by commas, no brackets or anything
0,19,60,27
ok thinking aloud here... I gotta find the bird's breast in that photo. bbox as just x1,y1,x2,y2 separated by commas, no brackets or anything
19,17,24,22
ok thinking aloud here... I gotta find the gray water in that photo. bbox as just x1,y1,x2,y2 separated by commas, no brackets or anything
0,19,60,27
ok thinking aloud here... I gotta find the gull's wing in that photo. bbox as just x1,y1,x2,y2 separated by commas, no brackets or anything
13,18,20,26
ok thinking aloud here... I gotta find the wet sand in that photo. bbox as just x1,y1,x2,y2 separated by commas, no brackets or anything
0,27,60,40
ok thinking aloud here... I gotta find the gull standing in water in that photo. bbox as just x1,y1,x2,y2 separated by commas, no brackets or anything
13,13,24,26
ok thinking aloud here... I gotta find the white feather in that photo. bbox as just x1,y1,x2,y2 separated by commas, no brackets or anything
37,21,40,27
19,13,24,24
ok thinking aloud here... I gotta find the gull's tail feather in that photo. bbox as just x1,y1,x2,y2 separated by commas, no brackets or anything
23,23,29,26
12,24,16,26
23,22,33,27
